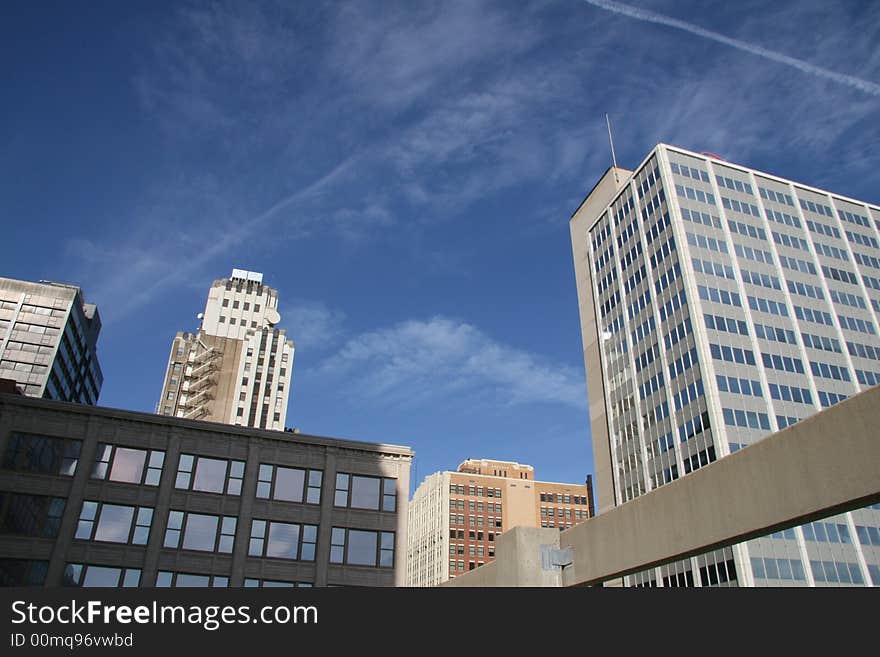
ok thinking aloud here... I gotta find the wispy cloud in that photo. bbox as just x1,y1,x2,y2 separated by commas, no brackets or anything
313,316,587,410
277,300,346,352
67,1,880,322
581,0,880,97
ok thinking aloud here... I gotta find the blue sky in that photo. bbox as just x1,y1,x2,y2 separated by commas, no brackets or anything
2,0,878,493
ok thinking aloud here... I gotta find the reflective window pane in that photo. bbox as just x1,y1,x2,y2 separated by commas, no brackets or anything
347,530,378,566
274,467,305,502
350,476,381,510
94,505,134,543
192,458,226,494
156,572,173,587
80,501,98,520
63,564,82,586
109,448,146,483
167,510,184,530
122,570,140,587
182,514,218,551
176,573,210,587
266,522,300,559
82,566,121,587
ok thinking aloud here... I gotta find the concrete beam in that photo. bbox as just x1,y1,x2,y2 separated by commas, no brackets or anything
562,385,880,586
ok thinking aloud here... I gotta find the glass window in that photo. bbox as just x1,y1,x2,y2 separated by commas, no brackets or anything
249,520,316,561
334,473,398,511
92,444,165,486
75,502,152,545
329,527,395,568
257,465,322,504
382,478,397,512
156,571,228,587
176,454,244,496
193,457,227,493
347,530,376,565
95,505,133,543
3,432,81,476
351,476,380,509
165,511,235,553
182,514,217,551
273,466,305,502
0,559,48,586
266,522,300,559
0,493,65,538
83,566,122,587
334,474,349,506
62,564,141,587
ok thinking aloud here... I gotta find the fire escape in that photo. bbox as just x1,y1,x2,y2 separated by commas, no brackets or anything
178,339,219,420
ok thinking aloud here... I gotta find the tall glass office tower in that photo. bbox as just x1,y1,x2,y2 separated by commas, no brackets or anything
570,144,880,587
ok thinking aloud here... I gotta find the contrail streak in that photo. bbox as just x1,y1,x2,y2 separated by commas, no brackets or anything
581,0,880,98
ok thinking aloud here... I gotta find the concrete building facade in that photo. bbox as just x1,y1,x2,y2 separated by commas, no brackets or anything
0,277,102,405
0,393,412,587
570,143,880,586
406,458,593,586
157,269,294,430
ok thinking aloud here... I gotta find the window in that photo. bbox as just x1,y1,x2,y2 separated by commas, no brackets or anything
63,564,141,587
244,579,311,588
257,464,322,504
75,502,152,545
248,520,317,561
329,528,394,568
155,572,228,587
0,493,65,538
164,511,236,553
176,454,245,495
92,444,164,486
0,560,49,586
334,473,397,511
3,432,81,476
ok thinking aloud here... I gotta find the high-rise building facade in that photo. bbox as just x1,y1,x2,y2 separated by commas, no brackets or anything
570,143,880,587
0,392,412,587
406,458,594,586
157,269,294,430
0,277,102,404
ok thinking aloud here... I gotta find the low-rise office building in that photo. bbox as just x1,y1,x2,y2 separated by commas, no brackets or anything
406,458,594,586
0,392,412,587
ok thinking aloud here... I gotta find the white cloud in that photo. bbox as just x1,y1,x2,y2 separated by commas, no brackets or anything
315,316,586,409
277,300,346,352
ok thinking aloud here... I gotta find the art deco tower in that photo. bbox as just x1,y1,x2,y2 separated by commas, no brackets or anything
157,269,294,430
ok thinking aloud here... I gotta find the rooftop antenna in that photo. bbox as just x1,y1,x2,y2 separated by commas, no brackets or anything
605,113,620,183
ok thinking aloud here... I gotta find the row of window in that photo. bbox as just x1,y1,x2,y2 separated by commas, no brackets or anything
71,500,394,567
722,407,771,431
448,529,496,541
538,493,589,505
450,499,502,512
449,514,503,528
2,433,397,511
539,507,589,519
449,544,494,557
448,484,502,498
